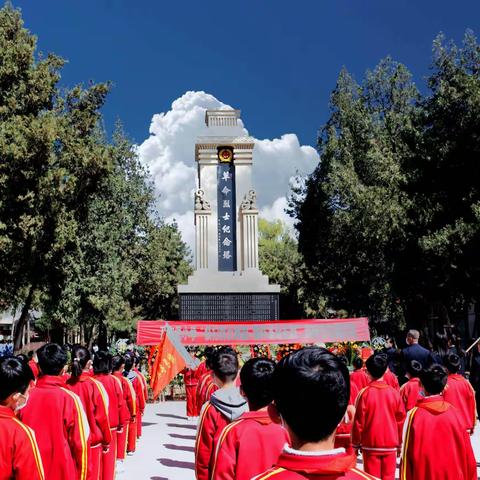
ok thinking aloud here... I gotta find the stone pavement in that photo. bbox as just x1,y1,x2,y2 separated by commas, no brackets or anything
120,400,480,480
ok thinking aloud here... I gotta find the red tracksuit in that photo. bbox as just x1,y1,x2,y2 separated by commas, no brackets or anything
195,402,230,480
196,371,213,414
95,373,124,480
351,380,405,480
400,377,421,412
112,372,135,460
183,367,199,417
0,405,45,480
127,374,144,453
28,359,40,380
19,375,89,480
335,382,359,452
443,373,476,432
133,367,148,438
400,395,477,480
350,369,369,391
252,448,378,480
211,409,289,480
67,374,112,480
384,369,400,391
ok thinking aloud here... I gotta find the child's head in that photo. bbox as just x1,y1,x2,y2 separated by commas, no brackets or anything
0,356,34,410
212,347,239,386
240,357,276,410
405,360,423,379
111,355,125,373
420,364,447,395
37,343,67,376
71,345,91,379
353,356,364,370
444,353,461,374
124,354,134,373
93,351,111,375
272,347,349,443
204,347,215,370
365,353,388,380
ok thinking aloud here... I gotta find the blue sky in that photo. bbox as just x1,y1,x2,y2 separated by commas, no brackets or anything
14,0,480,147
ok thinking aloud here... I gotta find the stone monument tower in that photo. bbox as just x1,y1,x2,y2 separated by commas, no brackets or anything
178,109,280,320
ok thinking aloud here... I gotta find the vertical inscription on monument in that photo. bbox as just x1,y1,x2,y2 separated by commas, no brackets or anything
217,147,237,271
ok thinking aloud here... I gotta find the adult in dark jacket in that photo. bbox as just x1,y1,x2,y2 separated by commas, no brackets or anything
402,330,433,368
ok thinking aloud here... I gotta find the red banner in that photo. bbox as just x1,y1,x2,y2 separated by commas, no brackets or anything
136,318,370,346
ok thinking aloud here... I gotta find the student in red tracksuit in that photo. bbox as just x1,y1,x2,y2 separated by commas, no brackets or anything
195,347,216,416
19,343,89,480
67,346,112,480
28,354,40,381
211,357,289,480
350,357,369,391
253,347,377,480
384,368,400,391
400,364,477,480
399,360,422,412
335,378,359,452
124,354,144,454
0,356,44,480
133,356,148,437
195,347,247,480
443,353,476,433
182,364,200,419
93,351,124,480
112,355,135,467
351,353,405,480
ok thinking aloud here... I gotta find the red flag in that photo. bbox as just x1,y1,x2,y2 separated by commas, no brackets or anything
150,332,186,399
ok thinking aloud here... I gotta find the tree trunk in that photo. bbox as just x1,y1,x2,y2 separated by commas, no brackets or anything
13,285,35,352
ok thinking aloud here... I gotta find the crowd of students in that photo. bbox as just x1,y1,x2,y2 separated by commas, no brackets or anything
0,343,147,480
191,340,478,480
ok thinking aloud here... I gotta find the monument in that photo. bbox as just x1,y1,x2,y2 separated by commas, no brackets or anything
178,109,280,321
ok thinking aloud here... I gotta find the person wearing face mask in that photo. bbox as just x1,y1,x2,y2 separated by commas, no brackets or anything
67,346,112,480
19,343,90,480
0,356,45,480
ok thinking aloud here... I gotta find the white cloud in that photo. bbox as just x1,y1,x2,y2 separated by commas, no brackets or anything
138,91,319,248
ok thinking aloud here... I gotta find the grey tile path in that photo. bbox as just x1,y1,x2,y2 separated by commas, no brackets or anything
119,400,480,480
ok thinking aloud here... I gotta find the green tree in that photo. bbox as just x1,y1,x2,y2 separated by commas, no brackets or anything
0,5,111,349
258,218,304,318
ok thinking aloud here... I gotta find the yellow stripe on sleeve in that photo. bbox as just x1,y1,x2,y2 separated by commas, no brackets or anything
12,418,45,480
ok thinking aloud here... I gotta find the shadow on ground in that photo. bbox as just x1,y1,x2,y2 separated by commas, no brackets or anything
167,423,197,430
164,443,195,453
158,458,195,470
157,413,188,421
169,433,196,441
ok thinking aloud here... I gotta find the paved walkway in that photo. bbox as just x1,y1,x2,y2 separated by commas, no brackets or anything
120,400,480,480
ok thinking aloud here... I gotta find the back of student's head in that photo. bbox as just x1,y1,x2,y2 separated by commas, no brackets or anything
0,357,34,402
204,347,215,369
366,353,388,379
406,360,423,378
272,347,349,442
420,364,447,395
71,345,91,379
37,343,67,376
93,351,111,374
211,347,238,383
111,355,125,372
444,353,461,374
240,357,275,410
353,356,364,370
124,354,134,373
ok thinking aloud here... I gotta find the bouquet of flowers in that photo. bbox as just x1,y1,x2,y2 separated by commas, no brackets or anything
276,343,302,361
250,344,272,358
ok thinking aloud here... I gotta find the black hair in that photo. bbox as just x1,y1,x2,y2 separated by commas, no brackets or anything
336,354,348,367
124,354,134,373
0,357,34,401
211,347,238,383
420,364,447,395
444,353,461,374
111,355,125,373
16,354,29,364
37,343,67,376
93,351,111,375
71,345,91,379
406,360,423,378
240,357,276,410
433,332,449,359
273,347,349,442
365,353,388,379
204,346,215,369
353,357,364,370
